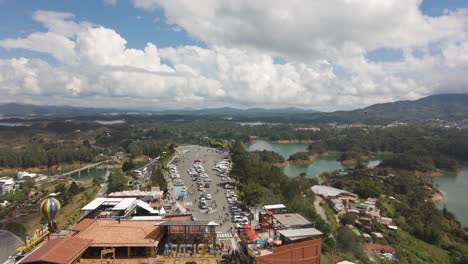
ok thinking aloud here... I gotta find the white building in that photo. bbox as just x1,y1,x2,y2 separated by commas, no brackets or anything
0,177,15,195
17,171,37,179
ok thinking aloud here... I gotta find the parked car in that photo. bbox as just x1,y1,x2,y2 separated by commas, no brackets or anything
206,194,212,200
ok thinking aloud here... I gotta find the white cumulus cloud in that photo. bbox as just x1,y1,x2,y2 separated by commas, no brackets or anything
0,3,467,110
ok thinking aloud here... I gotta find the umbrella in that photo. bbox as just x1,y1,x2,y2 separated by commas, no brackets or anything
255,239,262,244
260,221,269,227
248,233,259,240
245,229,255,235
242,224,251,229
265,211,273,215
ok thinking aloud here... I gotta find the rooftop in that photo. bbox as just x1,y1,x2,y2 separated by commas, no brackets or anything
273,213,313,228
263,204,286,210
279,228,323,241
311,185,350,198
159,221,219,226
75,219,161,247
364,243,395,253
19,237,92,264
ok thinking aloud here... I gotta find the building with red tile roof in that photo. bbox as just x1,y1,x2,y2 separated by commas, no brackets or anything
19,237,92,264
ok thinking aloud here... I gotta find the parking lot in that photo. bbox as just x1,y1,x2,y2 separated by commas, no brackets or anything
169,145,237,234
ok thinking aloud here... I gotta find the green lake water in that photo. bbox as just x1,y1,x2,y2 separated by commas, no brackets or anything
71,168,110,181
245,140,468,227
430,168,468,227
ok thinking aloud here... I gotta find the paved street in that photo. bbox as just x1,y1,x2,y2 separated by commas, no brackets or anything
172,145,234,234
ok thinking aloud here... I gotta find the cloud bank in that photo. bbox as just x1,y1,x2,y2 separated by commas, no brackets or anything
0,1,467,110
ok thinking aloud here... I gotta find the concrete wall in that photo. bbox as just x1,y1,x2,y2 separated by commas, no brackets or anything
256,238,322,264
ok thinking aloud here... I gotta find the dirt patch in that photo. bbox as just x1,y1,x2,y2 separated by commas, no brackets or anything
273,161,289,167
272,139,315,143
414,169,444,177
431,190,445,202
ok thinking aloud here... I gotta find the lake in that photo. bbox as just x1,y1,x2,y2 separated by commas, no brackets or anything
71,168,110,182
245,139,468,227
430,168,468,227
0,122,27,127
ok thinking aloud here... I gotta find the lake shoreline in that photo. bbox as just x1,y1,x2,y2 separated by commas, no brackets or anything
432,190,445,202
246,139,315,145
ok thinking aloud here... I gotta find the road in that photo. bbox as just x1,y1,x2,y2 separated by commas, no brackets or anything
314,196,328,223
0,230,22,264
168,146,235,235
135,156,160,172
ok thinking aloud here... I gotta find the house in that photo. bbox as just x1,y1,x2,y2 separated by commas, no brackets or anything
17,171,37,179
311,185,358,214
364,243,395,254
0,177,15,195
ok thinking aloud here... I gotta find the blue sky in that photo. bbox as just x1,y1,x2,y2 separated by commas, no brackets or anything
0,0,466,110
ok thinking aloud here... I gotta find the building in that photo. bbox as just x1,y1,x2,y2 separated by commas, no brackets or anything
74,219,162,258
249,228,322,264
240,205,322,264
311,185,357,200
17,171,37,179
311,185,358,214
107,190,163,203
158,220,219,257
80,197,166,219
18,237,92,264
262,204,287,214
0,177,15,195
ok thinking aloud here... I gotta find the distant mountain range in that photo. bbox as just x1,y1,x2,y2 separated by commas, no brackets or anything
312,94,468,124
1,94,468,124
0,103,318,116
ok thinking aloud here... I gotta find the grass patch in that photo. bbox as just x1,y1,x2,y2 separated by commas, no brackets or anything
322,203,339,233
4,185,99,238
388,230,450,264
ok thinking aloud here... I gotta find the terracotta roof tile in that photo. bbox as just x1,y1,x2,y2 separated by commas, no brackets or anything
75,219,162,247
72,218,95,232
19,237,92,264
364,243,395,253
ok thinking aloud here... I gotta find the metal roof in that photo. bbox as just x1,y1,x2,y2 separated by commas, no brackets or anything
279,228,323,240
262,204,286,210
274,213,313,228
311,185,349,198
81,197,107,211
111,198,137,211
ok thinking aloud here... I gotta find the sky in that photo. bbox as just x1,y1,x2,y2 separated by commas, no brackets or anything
0,0,467,111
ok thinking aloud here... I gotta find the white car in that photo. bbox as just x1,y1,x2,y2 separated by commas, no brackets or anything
206,194,212,200
200,197,206,203
235,223,246,229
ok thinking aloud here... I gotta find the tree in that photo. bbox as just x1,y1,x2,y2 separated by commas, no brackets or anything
239,183,264,208
122,159,135,172
151,164,167,190
107,171,128,193
68,181,80,195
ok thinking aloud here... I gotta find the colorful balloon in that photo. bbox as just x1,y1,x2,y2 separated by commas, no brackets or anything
40,197,61,223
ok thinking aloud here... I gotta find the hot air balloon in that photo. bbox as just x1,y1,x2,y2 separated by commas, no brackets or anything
40,196,61,232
